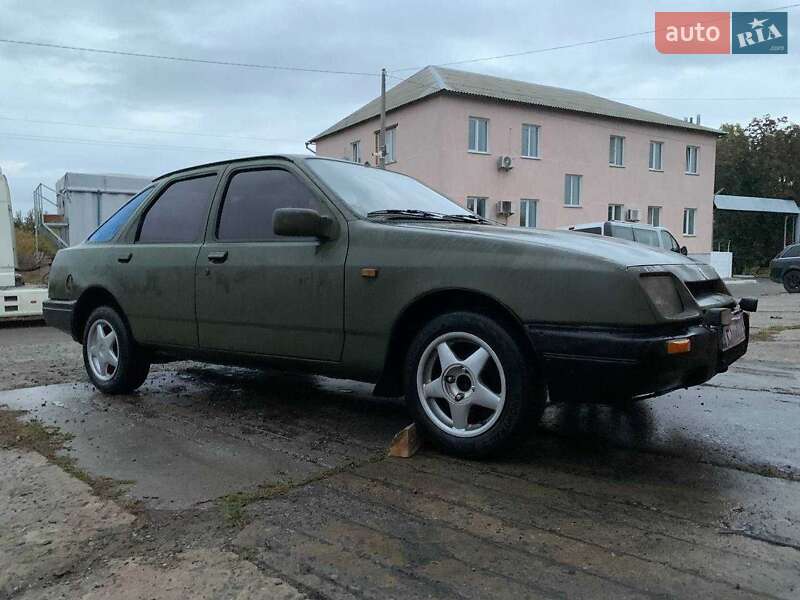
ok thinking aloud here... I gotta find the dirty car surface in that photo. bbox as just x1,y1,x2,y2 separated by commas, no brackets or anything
44,155,753,457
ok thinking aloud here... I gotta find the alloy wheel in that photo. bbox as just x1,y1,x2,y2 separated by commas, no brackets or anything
87,319,119,381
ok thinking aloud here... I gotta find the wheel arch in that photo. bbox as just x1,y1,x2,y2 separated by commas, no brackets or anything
72,286,131,342
373,288,539,397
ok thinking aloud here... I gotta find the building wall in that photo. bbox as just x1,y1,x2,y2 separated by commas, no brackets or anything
314,94,717,252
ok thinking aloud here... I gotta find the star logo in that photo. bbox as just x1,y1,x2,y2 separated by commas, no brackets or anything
748,17,768,29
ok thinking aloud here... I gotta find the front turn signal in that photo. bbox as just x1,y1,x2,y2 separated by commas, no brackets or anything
667,338,692,354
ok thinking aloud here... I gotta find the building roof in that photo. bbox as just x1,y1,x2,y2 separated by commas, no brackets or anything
714,194,799,215
310,65,721,142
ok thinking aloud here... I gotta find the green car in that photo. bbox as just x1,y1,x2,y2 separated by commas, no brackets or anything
44,155,754,457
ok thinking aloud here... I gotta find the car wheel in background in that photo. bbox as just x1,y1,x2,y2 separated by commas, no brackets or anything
405,311,545,458
82,306,151,394
783,270,800,293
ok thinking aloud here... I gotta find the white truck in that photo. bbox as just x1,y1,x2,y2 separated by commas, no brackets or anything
1,167,48,320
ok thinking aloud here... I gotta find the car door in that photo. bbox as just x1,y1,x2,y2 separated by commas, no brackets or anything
113,171,219,347
195,162,346,361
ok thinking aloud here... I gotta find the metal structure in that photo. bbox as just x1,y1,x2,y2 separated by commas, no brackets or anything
34,172,151,249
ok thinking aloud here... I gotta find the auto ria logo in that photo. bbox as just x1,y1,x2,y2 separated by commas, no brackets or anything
655,12,787,54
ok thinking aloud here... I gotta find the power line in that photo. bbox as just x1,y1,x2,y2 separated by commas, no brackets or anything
0,37,379,77
0,115,299,143
0,131,304,153
390,2,800,72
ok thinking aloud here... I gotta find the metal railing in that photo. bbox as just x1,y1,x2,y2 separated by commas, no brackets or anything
33,183,68,250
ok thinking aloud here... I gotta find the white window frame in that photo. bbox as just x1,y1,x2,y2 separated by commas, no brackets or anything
683,207,697,236
647,206,661,227
519,199,538,227
609,135,625,167
564,174,582,207
468,117,489,153
685,145,699,175
608,204,624,221
521,124,540,159
350,140,361,163
374,127,397,164
649,141,663,171
466,196,487,217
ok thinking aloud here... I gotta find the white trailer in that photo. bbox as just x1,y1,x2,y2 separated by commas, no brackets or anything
1,167,48,320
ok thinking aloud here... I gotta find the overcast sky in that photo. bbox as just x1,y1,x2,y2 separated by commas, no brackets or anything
1,0,797,213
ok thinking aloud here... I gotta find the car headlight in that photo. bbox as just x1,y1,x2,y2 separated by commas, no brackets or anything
640,274,684,317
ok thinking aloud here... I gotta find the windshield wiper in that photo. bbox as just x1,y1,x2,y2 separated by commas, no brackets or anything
367,209,493,224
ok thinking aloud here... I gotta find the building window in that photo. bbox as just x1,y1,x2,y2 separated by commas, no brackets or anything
374,127,396,163
683,208,697,235
468,117,489,153
350,141,361,163
647,206,661,227
520,199,537,227
466,196,487,217
649,141,663,171
609,135,625,167
685,145,699,174
564,174,582,206
521,124,540,158
608,204,624,221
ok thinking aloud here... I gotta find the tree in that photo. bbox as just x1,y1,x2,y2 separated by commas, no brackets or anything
714,116,799,274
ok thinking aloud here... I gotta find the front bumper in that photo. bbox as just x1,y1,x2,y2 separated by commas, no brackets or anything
527,312,749,402
43,299,77,339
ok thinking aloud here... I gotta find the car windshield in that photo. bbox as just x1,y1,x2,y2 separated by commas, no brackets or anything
305,158,471,218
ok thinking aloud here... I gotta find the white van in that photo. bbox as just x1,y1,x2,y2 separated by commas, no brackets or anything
567,221,687,255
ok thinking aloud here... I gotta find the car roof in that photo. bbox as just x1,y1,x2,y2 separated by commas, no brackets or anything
153,153,340,182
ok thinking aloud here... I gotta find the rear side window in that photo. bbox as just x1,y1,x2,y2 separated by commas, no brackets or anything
660,230,680,252
782,245,800,258
609,224,634,241
137,175,217,243
633,227,660,247
216,169,315,241
87,187,153,243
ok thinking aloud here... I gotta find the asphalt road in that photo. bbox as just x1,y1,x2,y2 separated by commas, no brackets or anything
1,283,799,598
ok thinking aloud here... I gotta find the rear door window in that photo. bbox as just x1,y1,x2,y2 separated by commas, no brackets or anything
633,227,661,247
137,175,217,243
88,186,153,243
609,224,634,241
216,169,316,242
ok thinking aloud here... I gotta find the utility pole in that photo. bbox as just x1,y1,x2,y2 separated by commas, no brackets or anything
379,67,386,169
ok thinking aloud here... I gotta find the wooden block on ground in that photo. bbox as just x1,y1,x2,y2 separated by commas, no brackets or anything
388,423,422,458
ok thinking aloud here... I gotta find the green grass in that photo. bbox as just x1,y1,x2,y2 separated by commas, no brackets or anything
750,323,800,343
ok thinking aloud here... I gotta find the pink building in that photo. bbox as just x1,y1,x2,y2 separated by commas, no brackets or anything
310,66,720,252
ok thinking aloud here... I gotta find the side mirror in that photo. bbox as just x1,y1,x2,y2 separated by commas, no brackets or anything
273,208,335,239
680,246,688,256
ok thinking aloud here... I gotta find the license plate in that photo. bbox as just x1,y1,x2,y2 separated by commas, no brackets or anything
721,313,746,351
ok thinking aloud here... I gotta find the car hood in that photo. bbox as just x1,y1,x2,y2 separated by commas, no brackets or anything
394,221,709,271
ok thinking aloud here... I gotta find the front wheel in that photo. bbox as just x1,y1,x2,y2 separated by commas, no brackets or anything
82,306,151,394
784,270,800,293
404,311,545,458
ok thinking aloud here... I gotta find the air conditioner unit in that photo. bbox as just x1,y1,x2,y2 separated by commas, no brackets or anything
497,155,514,170
496,200,514,217
625,208,641,222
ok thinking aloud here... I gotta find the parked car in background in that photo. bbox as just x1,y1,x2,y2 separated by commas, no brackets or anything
567,221,687,255
44,156,754,457
770,243,800,293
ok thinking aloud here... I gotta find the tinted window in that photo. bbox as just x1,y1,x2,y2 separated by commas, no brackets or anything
609,224,634,241
137,175,216,243
633,227,660,247
87,187,153,243
217,169,315,241
782,245,800,258
660,230,680,252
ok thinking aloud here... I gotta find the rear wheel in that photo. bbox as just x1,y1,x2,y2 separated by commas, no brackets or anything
405,311,545,458
82,306,150,394
784,270,800,293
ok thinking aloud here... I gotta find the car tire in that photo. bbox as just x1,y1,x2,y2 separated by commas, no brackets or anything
404,311,545,458
82,305,151,394
783,270,800,293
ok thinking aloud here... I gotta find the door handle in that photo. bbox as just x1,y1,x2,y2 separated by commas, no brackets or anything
117,253,132,263
207,251,228,264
